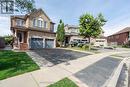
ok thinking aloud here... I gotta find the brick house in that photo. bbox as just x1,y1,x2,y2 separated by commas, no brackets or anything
64,24,107,47
107,27,130,46
11,9,56,50
64,24,89,45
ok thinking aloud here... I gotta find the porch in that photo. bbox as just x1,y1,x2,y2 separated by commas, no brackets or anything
13,29,28,50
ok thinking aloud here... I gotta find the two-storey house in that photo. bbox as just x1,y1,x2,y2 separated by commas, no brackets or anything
64,24,89,45
11,9,56,50
64,24,107,47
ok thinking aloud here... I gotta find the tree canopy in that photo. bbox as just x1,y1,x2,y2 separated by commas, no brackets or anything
15,0,35,13
79,13,107,38
0,0,35,13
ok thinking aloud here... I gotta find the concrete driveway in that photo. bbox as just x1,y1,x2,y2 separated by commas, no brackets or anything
30,48,90,65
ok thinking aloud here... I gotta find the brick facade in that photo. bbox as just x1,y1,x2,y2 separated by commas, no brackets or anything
107,32,129,45
11,9,56,50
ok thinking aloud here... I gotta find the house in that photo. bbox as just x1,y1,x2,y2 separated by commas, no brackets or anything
64,24,107,47
107,27,130,46
64,24,89,45
10,9,56,50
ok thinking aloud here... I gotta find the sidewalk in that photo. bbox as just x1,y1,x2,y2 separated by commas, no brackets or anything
0,51,130,87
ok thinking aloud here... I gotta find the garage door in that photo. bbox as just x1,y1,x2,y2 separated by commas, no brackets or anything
30,38,43,49
45,39,54,48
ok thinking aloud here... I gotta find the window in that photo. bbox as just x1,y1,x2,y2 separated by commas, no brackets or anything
16,19,24,26
44,21,47,28
38,18,43,28
33,18,37,27
38,20,43,27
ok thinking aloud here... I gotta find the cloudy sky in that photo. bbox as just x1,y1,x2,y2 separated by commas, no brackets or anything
0,0,130,36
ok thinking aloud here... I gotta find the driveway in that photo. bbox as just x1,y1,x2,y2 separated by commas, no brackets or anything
31,48,90,65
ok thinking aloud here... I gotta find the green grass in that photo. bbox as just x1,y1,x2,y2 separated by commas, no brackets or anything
0,50,39,80
47,78,78,87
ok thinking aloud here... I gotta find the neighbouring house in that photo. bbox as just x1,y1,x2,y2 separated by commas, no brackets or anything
107,27,130,46
64,24,89,45
64,24,107,47
11,9,56,50
0,37,5,48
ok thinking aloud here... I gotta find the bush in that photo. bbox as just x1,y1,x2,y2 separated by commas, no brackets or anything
122,44,129,48
82,44,89,50
3,35,13,45
77,44,83,48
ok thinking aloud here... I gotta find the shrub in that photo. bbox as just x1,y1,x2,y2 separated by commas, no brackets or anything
122,44,129,48
82,44,89,50
77,44,83,48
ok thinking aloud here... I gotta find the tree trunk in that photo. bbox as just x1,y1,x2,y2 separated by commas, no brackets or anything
60,42,62,47
88,37,91,50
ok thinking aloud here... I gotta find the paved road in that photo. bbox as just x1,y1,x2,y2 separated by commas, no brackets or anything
31,49,90,65
74,57,122,87
116,64,128,87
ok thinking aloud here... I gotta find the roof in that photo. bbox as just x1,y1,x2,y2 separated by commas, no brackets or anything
109,27,130,36
11,9,55,23
65,32,79,36
65,24,79,29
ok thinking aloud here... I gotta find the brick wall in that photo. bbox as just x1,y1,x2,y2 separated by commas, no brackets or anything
107,32,129,45
20,43,28,50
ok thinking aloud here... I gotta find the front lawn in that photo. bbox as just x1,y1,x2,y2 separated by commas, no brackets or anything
0,50,39,80
47,78,78,87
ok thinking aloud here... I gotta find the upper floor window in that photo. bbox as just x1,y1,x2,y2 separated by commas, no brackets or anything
33,18,37,27
44,21,48,29
38,18,43,28
16,19,24,26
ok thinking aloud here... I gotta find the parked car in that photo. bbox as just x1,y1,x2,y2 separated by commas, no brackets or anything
70,40,78,47
70,39,88,47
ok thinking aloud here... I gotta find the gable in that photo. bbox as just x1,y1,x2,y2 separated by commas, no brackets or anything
28,9,51,22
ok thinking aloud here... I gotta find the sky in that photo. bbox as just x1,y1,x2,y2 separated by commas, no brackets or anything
0,0,130,36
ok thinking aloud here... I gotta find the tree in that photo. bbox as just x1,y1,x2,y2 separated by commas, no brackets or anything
15,0,35,13
79,13,107,50
0,0,35,13
3,35,13,45
56,20,65,47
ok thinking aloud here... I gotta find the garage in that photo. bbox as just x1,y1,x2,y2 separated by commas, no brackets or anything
30,38,43,49
45,39,54,48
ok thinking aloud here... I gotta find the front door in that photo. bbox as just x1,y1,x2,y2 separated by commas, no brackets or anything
17,32,24,43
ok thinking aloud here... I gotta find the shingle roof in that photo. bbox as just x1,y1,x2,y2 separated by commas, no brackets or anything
109,27,130,36
65,24,79,28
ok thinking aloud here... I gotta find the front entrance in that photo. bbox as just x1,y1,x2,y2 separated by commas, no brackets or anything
17,32,24,43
